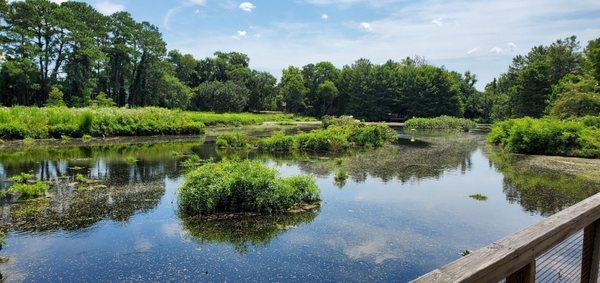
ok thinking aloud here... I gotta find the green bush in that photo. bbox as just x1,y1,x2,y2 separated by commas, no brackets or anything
405,116,477,131
258,124,397,152
179,160,320,215
488,117,600,158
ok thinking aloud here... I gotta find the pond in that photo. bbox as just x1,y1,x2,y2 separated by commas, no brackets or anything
0,131,598,282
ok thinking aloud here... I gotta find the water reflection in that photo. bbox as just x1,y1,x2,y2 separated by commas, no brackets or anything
0,132,598,281
181,207,320,254
487,149,600,216
0,180,164,232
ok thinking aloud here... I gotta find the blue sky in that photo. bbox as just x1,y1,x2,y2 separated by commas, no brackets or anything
65,0,600,88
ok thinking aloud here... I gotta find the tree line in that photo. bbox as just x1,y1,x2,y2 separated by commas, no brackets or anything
1,0,598,122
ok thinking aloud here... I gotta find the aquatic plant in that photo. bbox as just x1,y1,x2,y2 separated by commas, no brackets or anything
215,132,255,148
258,123,397,153
8,172,35,184
405,116,477,131
334,169,349,188
469,194,488,201
9,181,49,199
179,160,320,215
321,115,359,128
125,156,137,164
488,117,599,158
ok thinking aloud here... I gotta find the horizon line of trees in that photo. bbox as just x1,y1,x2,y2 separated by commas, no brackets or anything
1,0,598,122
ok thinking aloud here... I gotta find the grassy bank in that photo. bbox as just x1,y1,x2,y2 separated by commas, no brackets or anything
179,160,320,215
404,116,477,131
488,116,600,158
0,107,313,140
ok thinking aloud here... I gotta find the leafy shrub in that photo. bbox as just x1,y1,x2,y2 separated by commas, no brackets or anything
488,117,599,158
405,116,477,131
258,124,397,152
179,160,320,215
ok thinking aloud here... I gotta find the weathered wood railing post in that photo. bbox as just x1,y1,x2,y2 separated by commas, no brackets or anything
412,193,600,283
581,219,600,283
506,261,535,283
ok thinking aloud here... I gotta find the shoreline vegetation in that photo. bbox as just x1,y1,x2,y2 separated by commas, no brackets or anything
488,116,599,158
0,107,313,140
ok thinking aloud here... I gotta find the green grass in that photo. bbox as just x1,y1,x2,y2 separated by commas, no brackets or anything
488,116,600,158
178,160,320,215
469,194,488,201
405,116,477,131
258,123,397,153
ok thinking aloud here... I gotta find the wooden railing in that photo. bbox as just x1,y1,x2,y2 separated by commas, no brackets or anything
413,192,600,282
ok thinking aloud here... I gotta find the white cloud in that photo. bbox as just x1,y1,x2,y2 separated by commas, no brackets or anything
94,0,124,15
321,14,329,20
239,2,256,12
467,47,480,55
188,0,206,4
360,22,372,31
232,30,248,40
489,46,503,54
507,42,518,52
431,17,443,26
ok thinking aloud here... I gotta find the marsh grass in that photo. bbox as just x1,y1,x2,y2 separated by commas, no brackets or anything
405,116,477,131
179,160,320,215
0,107,205,140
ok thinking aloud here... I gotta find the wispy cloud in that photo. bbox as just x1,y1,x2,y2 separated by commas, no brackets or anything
239,2,255,12
321,14,329,20
360,22,372,31
467,47,480,55
232,30,248,40
94,0,124,15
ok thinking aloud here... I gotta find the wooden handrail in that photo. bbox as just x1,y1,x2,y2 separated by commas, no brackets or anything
413,192,600,282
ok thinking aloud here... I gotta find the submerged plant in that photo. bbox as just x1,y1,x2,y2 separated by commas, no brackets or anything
334,169,349,188
179,160,320,215
469,194,488,201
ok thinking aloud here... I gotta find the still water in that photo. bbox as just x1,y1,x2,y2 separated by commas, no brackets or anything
0,132,597,282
